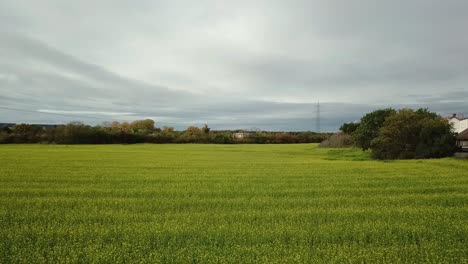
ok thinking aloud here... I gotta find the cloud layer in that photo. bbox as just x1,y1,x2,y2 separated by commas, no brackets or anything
1,0,468,131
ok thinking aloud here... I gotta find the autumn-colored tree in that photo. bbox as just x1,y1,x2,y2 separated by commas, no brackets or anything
131,119,155,134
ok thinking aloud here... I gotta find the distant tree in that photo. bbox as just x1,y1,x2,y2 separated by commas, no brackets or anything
101,121,112,127
161,126,175,136
213,132,233,144
249,132,269,144
295,131,331,143
53,123,91,144
202,124,210,134
339,122,360,135
1,126,12,134
111,121,121,128
185,126,202,136
354,108,396,150
0,132,11,143
371,108,456,159
179,126,203,143
12,124,41,143
131,119,155,134
0,120,333,145
149,126,176,143
0,126,13,143
14,124,34,135
120,122,131,133
272,133,299,143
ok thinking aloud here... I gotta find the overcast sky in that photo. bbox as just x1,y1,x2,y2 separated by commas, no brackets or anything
1,0,467,131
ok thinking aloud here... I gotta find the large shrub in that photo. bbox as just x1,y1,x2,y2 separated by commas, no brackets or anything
319,133,354,148
353,108,396,150
371,109,456,159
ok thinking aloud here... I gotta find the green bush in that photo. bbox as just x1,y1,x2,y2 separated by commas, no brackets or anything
353,108,396,150
371,109,456,159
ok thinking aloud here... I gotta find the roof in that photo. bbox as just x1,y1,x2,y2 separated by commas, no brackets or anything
457,129,468,140
450,117,468,121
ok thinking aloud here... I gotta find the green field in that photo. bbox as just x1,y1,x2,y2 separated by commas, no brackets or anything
0,144,467,263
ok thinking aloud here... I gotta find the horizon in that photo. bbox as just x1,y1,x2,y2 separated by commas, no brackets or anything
1,108,466,133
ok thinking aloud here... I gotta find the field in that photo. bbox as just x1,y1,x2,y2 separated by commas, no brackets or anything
0,144,467,263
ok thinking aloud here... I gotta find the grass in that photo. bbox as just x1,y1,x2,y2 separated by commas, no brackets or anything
0,144,467,263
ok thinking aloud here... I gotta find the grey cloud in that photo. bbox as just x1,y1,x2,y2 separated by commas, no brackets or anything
0,32,194,110
1,1,467,131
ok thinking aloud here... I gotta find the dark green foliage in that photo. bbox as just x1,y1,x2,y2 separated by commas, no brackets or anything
353,108,396,150
371,108,456,159
339,122,360,135
415,119,457,158
0,125,12,134
339,108,455,160
237,131,330,144
212,133,234,144
149,127,176,143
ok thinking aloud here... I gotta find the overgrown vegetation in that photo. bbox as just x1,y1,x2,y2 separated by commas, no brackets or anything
0,120,330,144
353,108,397,150
318,132,354,148
0,144,466,263
371,109,456,159
334,108,456,159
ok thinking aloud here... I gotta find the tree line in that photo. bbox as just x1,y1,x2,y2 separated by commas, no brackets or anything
335,108,456,159
0,119,330,144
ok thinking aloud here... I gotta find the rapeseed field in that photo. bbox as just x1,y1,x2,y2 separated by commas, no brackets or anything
0,144,467,263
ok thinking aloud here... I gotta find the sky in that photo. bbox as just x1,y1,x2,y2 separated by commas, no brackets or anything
1,0,467,131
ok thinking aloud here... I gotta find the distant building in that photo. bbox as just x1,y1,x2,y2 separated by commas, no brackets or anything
456,129,468,152
448,114,468,134
232,132,250,140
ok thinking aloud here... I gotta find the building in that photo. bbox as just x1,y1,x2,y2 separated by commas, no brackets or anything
232,132,250,140
448,114,468,134
456,129,468,152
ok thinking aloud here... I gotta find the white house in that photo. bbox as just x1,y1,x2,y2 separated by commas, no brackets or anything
448,114,468,134
232,132,250,140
